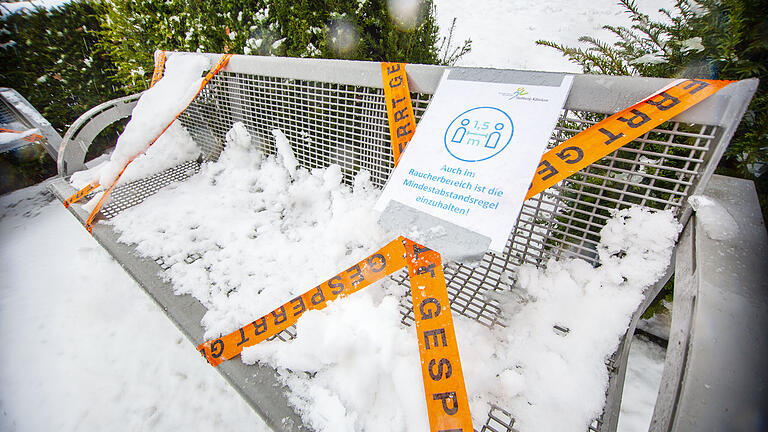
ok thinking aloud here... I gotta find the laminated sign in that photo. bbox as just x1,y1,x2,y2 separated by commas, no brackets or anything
376,70,573,253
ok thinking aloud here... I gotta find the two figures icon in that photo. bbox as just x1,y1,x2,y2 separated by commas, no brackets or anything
451,119,505,149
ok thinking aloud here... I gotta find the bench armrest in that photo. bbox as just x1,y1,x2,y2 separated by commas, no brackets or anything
58,93,141,176
651,175,768,431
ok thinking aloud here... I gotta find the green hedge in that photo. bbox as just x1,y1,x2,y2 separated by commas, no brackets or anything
99,0,470,92
0,0,468,194
0,0,124,193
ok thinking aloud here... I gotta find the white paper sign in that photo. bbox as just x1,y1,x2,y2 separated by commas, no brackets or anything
376,70,573,252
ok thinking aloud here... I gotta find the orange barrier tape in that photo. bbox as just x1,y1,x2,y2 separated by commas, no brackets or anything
199,53,233,91
63,183,95,209
525,78,733,199
381,63,473,429
197,237,408,366
0,127,43,142
71,54,233,233
381,62,416,165
84,160,131,233
63,51,171,210
403,238,473,432
150,50,166,87
195,235,474,429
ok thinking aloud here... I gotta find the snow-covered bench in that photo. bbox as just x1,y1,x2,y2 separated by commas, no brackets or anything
48,53,760,432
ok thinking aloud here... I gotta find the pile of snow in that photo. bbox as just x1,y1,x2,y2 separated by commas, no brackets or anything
107,120,680,431
688,194,738,240
109,122,392,339
242,206,680,431
70,121,201,191
0,179,671,432
69,53,209,210
486,207,680,430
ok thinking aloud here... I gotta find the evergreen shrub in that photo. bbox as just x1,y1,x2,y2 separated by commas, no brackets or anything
99,0,471,92
537,0,767,221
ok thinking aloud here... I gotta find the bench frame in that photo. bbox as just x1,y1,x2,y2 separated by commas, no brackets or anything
49,53,760,432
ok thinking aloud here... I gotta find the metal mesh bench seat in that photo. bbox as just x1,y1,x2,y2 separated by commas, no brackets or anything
48,53,759,432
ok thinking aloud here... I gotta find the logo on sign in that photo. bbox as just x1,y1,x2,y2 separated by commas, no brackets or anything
444,107,514,162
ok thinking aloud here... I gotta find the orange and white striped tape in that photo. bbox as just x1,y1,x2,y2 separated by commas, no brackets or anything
150,50,167,87
382,62,416,165
403,238,473,432
525,78,733,199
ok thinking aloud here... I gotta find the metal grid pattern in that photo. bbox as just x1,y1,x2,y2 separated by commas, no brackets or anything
447,112,718,327
90,160,200,219
94,69,724,432
506,111,714,267
395,261,505,328
179,71,431,186
179,73,715,272
480,405,518,432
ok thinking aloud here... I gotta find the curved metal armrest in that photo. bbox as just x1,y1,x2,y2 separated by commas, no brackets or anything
651,175,768,432
58,93,141,176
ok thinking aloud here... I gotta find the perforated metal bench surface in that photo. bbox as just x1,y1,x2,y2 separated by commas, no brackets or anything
48,53,758,432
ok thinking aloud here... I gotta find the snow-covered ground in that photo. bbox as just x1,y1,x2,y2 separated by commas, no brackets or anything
617,337,667,432
0,184,268,431
0,0,676,430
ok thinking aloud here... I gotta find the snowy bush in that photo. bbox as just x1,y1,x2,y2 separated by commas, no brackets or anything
537,0,766,223
100,0,471,92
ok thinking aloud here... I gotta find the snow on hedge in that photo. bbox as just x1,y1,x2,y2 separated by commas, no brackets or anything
0,0,71,18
